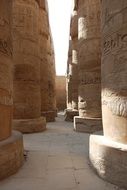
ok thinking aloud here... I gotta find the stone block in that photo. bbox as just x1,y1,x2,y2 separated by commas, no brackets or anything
65,109,79,122
74,116,102,133
42,111,56,122
89,135,127,189
0,131,24,180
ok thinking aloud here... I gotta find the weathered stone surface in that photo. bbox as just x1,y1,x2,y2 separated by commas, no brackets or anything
13,117,46,133
42,111,56,122
36,0,46,10
66,77,72,110
0,131,24,180
0,0,13,141
0,0,24,179
74,0,102,133
78,0,101,118
56,76,66,111
74,116,102,133
66,9,79,121
90,135,127,189
65,109,79,122
89,1,127,188
12,0,46,133
101,0,127,144
70,11,78,40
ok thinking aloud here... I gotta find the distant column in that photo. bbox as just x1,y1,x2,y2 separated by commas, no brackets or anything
74,0,102,133
40,4,56,122
65,4,79,122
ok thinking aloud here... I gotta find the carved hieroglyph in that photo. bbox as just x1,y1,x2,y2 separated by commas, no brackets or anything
89,2,127,188
102,0,127,143
78,0,101,118
0,0,13,140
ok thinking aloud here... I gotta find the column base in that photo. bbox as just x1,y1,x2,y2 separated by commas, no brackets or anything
41,111,56,122
65,109,79,122
0,130,24,180
13,117,46,133
74,116,102,133
89,135,127,189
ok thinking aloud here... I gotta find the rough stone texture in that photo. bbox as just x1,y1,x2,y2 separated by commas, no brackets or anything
89,1,127,188
12,0,46,133
41,34,56,122
42,111,56,122
74,0,102,133
13,117,46,134
0,0,24,180
56,76,66,111
66,40,73,110
90,135,127,189
65,8,79,121
74,116,102,133
65,109,79,122
0,0,13,141
66,77,72,110
39,6,56,122
0,131,24,180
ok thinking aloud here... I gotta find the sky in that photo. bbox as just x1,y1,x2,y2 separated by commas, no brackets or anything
47,0,73,76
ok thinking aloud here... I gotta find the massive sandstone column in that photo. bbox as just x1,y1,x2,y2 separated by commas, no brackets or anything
65,6,79,121
39,4,56,122
0,0,23,179
12,0,46,133
74,0,102,132
45,34,56,121
66,39,73,111
71,10,79,113
90,1,127,188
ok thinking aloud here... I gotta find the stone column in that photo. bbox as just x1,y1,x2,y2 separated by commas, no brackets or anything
40,4,56,122
71,10,79,112
65,8,79,122
66,39,72,109
0,0,23,179
12,0,46,133
74,0,102,133
43,35,56,122
90,1,127,188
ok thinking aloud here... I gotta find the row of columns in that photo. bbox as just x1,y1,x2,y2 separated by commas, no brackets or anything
0,0,56,179
65,9,79,121
67,0,127,188
74,0,102,132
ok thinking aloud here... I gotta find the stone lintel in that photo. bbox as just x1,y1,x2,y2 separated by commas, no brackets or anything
74,116,102,133
0,131,24,180
89,135,127,189
13,117,46,133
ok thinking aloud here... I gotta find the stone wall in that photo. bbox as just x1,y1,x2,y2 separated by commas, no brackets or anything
56,76,66,111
